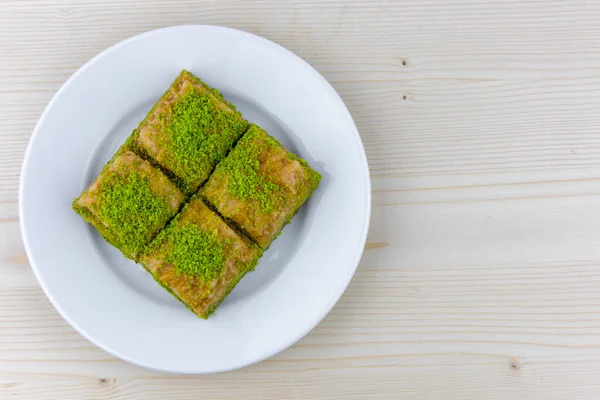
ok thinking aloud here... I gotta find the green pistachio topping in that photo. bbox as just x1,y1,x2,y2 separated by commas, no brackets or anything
97,171,173,254
218,127,283,213
160,88,247,187
164,223,225,281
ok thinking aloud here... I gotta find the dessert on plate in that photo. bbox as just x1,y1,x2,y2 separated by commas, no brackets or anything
140,198,261,318
201,124,321,249
131,70,248,193
73,70,321,318
72,151,185,261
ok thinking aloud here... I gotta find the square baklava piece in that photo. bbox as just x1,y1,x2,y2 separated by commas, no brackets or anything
131,70,249,192
73,151,186,260
140,198,262,318
201,124,321,249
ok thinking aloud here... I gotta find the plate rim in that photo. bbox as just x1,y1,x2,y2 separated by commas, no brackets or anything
18,24,371,374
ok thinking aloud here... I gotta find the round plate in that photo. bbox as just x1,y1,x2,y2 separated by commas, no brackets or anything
19,25,370,374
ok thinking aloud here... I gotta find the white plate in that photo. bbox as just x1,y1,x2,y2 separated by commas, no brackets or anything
19,25,370,374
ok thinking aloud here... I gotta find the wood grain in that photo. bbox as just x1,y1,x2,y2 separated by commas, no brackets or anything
2,0,600,398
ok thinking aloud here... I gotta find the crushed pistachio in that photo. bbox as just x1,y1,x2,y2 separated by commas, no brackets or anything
163,223,225,281
159,87,247,187
97,171,174,255
217,126,284,213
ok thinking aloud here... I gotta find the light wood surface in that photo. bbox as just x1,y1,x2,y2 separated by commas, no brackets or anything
2,0,600,398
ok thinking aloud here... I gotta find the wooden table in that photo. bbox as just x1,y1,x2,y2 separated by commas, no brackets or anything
2,1,600,398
